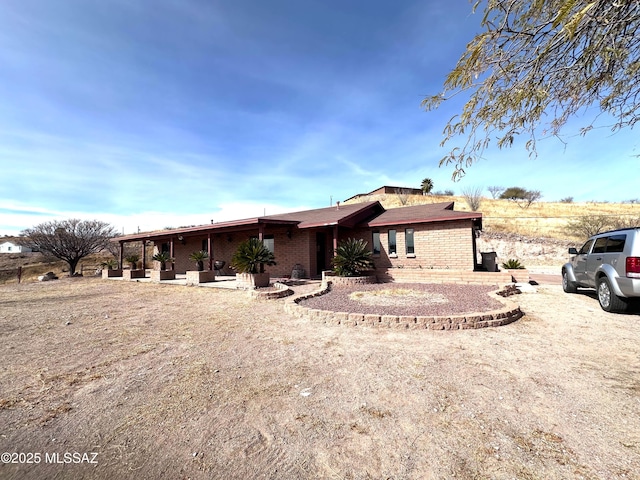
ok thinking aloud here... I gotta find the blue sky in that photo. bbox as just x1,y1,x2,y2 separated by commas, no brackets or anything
1,0,638,236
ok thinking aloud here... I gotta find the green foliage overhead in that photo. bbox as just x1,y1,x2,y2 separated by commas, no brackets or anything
332,238,375,277
423,1,640,179
231,238,276,274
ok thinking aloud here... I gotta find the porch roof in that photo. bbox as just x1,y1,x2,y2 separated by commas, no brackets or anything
114,201,384,243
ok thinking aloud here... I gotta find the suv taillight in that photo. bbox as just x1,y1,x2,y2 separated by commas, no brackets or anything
627,257,640,278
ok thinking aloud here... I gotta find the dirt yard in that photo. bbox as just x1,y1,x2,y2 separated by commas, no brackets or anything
1,277,639,479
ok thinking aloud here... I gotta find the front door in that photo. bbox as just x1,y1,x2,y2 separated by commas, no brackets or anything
316,232,326,275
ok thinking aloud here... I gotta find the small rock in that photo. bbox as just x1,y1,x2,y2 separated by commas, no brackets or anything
65,321,72,326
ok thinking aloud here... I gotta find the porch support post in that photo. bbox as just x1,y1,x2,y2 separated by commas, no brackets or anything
258,224,265,242
332,225,338,256
119,241,124,269
141,241,147,271
207,233,213,271
170,238,175,271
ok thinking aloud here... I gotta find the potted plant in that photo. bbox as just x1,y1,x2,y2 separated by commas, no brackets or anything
123,254,145,279
327,238,376,285
125,254,140,270
152,251,173,271
101,259,122,278
186,250,214,284
151,251,175,281
231,238,276,288
189,250,209,271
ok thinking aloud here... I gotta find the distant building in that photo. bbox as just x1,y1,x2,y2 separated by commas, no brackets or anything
344,185,424,203
0,241,32,253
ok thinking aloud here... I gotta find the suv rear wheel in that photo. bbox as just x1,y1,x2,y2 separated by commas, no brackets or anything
596,277,628,313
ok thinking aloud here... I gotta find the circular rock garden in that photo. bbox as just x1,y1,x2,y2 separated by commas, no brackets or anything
285,282,523,330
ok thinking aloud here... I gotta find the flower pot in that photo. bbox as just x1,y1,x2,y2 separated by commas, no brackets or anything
236,272,270,289
123,269,146,280
151,269,175,282
102,268,122,278
186,270,215,285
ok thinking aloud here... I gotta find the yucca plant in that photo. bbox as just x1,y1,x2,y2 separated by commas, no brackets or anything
189,250,209,271
231,238,276,274
101,259,119,270
124,254,140,269
332,238,374,277
501,259,525,270
152,251,173,270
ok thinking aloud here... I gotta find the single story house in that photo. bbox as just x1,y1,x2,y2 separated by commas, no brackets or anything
0,241,32,253
114,201,482,280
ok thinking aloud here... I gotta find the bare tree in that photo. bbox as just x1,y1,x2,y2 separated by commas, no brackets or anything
487,186,504,199
462,186,484,211
20,219,118,275
395,188,413,206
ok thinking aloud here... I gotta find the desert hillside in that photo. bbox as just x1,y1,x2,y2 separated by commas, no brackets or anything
344,193,640,241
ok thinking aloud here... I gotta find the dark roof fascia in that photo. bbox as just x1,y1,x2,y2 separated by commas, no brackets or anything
114,217,300,243
293,201,385,229
365,211,482,228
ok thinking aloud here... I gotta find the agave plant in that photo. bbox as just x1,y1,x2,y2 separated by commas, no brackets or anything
124,254,140,269
101,259,119,270
189,250,209,271
230,238,276,274
501,258,525,270
332,238,374,277
152,251,173,270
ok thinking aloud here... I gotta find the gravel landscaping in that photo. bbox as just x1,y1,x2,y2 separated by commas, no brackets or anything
299,282,504,316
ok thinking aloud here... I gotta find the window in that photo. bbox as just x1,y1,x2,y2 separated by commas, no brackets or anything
578,239,594,255
592,237,607,254
372,231,380,255
405,228,415,255
201,239,209,253
388,230,397,255
606,234,626,253
263,235,275,253
161,242,170,254
250,235,274,253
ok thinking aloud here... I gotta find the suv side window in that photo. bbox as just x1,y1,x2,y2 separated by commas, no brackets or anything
606,234,626,253
578,239,594,255
592,237,608,254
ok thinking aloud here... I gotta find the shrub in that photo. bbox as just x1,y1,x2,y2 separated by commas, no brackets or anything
501,259,525,269
560,196,574,203
101,259,119,270
231,238,276,274
499,187,542,208
124,254,140,269
566,215,613,238
462,186,483,211
189,250,209,271
332,238,374,277
152,251,173,270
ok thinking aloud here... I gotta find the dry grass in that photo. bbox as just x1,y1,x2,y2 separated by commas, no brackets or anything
345,194,640,240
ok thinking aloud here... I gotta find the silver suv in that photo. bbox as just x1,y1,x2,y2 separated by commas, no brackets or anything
562,228,640,312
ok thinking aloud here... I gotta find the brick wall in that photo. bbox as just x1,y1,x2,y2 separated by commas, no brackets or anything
348,220,476,271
